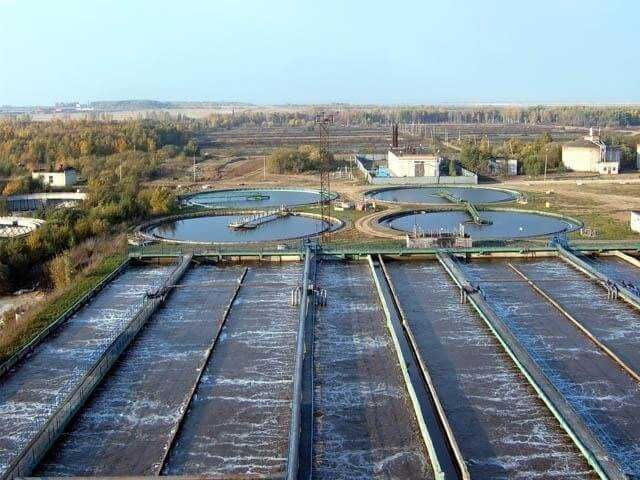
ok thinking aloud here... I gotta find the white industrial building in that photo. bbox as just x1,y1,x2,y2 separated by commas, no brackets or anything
32,167,78,188
637,144,640,170
387,150,441,178
562,128,621,174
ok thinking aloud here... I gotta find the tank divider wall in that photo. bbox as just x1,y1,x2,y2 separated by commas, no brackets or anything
286,247,316,480
437,252,623,480
369,255,463,480
157,266,249,474
1,254,192,480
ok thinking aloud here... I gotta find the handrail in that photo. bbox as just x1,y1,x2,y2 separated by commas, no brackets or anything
557,246,640,312
0,256,131,378
437,252,624,480
463,201,491,225
1,255,192,480
286,247,313,480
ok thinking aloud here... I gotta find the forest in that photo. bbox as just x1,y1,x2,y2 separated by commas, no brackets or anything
206,105,640,130
0,118,200,292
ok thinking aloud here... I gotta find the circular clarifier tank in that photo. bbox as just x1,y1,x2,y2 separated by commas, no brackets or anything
0,216,45,238
366,186,518,205
146,213,340,244
184,188,332,209
380,210,580,240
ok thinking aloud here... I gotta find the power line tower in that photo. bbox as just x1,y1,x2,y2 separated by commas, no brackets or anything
315,112,334,242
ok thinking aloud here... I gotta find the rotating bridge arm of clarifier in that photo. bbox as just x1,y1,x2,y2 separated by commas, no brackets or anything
227,206,290,230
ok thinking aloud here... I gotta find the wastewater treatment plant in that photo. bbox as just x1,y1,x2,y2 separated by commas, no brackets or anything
4,177,640,480
4,4,640,477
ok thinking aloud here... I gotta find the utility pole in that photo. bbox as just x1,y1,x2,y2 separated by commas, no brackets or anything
263,155,267,181
192,155,196,183
315,112,335,243
544,154,548,183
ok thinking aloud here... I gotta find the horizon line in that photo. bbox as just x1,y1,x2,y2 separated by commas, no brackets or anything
4,99,640,110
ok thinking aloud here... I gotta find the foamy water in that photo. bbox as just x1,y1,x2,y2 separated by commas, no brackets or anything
163,263,301,477
388,260,595,479
461,259,640,476
0,265,172,475
35,265,244,476
312,260,432,480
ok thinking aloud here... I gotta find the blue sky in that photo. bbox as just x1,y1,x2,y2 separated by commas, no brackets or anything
1,0,638,105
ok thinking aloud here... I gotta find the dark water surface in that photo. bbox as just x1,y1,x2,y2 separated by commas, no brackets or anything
387,260,595,479
35,265,244,476
0,265,172,475
460,259,640,476
163,263,301,477
518,259,640,394
149,214,329,243
583,254,640,286
312,260,432,479
187,188,323,209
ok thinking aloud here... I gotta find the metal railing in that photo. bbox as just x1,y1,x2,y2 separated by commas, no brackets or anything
0,256,131,378
286,247,314,480
1,255,192,480
437,252,625,480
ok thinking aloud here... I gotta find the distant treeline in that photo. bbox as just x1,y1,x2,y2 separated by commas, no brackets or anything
207,105,640,129
0,118,200,176
88,100,253,111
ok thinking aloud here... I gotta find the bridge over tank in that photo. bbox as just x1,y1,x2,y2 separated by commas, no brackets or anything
228,208,290,230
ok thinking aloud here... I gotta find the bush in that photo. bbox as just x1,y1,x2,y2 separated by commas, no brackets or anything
47,253,73,290
0,251,126,361
267,145,332,174
2,175,39,196
138,187,176,216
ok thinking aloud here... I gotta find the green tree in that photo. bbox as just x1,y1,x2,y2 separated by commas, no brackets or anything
448,159,457,176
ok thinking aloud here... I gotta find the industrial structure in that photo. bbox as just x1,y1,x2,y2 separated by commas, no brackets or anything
31,167,78,188
353,124,478,185
562,128,621,174
4,176,640,479
0,216,45,238
315,112,334,238
387,149,441,178
489,157,519,176
4,244,640,480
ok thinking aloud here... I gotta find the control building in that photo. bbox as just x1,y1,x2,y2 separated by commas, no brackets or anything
387,150,441,178
562,128,621,174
